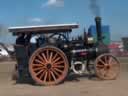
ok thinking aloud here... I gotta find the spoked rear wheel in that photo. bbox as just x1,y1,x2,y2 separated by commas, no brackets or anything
29,46,69,85
95,53,120,80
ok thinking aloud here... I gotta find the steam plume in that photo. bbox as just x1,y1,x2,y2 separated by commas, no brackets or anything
89,0,101,16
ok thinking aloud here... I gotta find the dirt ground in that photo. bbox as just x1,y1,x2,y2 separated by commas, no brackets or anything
0,57,128,96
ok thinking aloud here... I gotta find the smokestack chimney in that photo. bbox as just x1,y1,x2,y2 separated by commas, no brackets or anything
95,16,102,42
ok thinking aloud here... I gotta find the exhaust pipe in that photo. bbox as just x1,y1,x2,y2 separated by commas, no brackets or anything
95,16,102,42
95,17,109,53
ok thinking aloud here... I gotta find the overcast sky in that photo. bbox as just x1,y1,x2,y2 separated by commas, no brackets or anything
0,0,128,43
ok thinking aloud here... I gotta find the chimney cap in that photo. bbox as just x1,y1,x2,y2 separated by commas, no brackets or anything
95,16,101,20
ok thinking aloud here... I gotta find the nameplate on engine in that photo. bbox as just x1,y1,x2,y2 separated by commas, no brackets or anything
71,49,87,53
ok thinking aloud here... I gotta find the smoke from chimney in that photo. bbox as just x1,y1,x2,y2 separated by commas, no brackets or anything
89,0,101,16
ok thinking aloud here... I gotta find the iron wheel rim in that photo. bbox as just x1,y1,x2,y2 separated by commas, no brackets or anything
95,53,120,80
29,46,69,85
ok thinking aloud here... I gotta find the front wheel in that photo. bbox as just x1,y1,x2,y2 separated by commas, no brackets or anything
95,53,120,80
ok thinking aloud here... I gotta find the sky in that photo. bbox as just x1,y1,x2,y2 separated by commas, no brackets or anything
0,0,128,43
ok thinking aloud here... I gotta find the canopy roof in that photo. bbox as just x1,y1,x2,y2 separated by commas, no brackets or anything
8,23,79,35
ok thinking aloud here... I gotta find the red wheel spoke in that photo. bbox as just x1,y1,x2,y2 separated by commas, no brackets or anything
49,52,53,62
53,57,61,64
105,69,114,78
33,67,45,71
111,59,118,65
39,70,47,79
105,55,109,64
32,64,44,67
44,71,48,82
54,68,63,73
104,56,107,64
36,69,44,76
100,68,106,76
99,58,106,65
110,60,119,70
51,53,58,62
53,65,64,68
52,69,60,77
50,71,57,81
53,61,64,65
46,50,49,61
42,53,48,62
48,71,52,81
35,59,45,65
37,54,44,62
96,64,104,69
109,57,113,65
103,71,108,77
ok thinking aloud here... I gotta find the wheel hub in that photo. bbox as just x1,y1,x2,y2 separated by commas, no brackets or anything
47,64,52,69
104,64,110,70
106,65,110,70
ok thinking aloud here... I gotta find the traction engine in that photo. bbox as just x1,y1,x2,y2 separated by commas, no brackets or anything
9,17,120,85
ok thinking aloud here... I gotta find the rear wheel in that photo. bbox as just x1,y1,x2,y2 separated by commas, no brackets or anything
29,46,69,85
95,53,120,80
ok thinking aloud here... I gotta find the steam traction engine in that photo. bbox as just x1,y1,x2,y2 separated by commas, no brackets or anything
9,17,120,85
